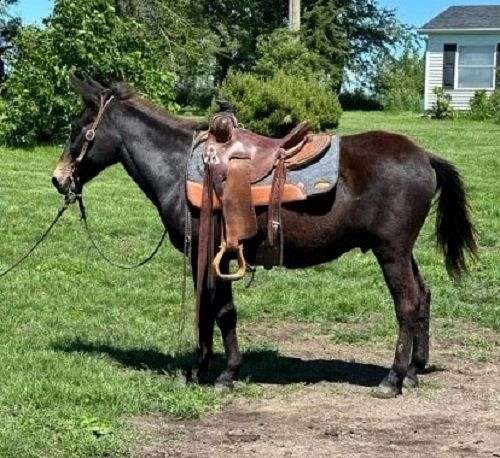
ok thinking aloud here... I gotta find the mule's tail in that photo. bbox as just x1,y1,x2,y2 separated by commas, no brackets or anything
429,154,477,278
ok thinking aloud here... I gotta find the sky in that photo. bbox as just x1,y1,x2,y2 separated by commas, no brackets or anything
10,0,500,28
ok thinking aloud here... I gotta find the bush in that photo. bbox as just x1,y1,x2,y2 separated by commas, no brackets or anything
469,90,500,123
491,91,500,124
217,70,342,137
339,89,383,111
469,90,495,120
429,87,455,120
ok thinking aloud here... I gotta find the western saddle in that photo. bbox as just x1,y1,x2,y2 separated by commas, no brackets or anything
191,106,332,290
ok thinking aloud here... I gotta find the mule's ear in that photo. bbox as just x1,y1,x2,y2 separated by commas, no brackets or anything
69,70,100,106
85,76,105,93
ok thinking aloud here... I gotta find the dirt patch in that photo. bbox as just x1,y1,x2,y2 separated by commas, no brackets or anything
131,323,500,457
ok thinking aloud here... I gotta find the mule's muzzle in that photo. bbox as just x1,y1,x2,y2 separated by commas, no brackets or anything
52,176,67,194
52,175,80,197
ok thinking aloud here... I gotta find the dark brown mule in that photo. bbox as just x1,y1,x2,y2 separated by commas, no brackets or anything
52,77,476,397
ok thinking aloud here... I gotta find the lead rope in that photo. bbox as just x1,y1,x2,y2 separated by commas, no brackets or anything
176,132,198,350
176,202,193,351
77,196,167,270
0,200,70,278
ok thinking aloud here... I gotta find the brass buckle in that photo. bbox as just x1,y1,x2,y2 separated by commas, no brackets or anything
85,129,96,142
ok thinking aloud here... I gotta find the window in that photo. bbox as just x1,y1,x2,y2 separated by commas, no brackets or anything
442,44,457,88
457,46,495,89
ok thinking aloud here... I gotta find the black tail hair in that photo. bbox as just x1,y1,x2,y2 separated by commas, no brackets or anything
430,154,477,278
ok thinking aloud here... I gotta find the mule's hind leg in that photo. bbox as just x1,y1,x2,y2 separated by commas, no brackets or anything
402,256,432,388
411,256,431,372
375,248,419,397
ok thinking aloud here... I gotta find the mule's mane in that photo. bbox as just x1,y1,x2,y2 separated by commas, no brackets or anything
108,82,206,133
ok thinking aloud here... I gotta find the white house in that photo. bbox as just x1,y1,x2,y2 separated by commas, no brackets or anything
418,5,500,111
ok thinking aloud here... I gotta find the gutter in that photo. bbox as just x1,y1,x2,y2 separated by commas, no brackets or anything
418,28,500,35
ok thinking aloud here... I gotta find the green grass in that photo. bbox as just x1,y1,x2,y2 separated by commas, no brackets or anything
0,112,498,456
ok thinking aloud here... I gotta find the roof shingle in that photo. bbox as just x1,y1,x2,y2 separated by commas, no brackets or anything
420,5,500,30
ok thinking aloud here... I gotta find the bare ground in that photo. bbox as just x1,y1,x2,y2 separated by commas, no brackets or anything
131,322,500,457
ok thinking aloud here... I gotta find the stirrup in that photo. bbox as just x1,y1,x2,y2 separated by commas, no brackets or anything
212,241,247,281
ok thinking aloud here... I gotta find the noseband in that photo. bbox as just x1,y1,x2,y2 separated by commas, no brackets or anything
69,94,115,195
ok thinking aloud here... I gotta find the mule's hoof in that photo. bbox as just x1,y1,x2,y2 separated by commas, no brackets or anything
403,368,419,389
214,373,235,391
215,381,234,392
374,377,401,398
186,367,209,385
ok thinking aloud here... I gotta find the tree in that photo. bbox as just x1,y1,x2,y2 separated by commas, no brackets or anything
374,37,424,111
0,0,217,144
302,0,405,89
199,0,407,89
0,0,20,82
198,0,287,82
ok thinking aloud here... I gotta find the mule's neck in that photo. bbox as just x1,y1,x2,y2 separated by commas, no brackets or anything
112,100,197,250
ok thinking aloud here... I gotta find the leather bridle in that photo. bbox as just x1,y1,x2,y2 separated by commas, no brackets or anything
70,94,115,193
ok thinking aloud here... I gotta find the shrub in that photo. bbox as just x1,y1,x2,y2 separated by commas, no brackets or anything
217,70,342,137
429,87,455,120
491,91,500,124
339,89,383,111
469,90,495,121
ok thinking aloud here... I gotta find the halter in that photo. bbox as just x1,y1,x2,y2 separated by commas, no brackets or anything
72,94,115,172
66,94,115,204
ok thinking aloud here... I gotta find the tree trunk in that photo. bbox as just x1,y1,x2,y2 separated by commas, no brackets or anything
289,0,301,31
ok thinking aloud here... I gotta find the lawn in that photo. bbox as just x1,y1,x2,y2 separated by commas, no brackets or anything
0,112,498,457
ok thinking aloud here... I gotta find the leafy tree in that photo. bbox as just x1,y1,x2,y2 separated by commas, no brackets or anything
374,38,424,111
133,0,219,108
199,0,406,88
0,0,20,82
0,0,216,144
253,29,324,79
198,0,287,82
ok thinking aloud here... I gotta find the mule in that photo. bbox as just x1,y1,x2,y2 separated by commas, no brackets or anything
52,76,476,397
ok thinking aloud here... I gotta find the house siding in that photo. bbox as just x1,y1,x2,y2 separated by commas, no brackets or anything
424,34,500,110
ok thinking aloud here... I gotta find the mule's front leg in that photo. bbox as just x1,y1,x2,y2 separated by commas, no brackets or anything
212,281,241,389
215,301,241,389
376,250,419,397
193,286,215,384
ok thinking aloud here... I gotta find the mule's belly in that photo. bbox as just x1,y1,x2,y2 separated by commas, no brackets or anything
250,183,366,268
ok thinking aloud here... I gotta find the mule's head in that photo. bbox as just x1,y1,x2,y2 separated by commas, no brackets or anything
52,74,122,196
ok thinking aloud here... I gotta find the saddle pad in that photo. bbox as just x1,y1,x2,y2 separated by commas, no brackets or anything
187,134,340,209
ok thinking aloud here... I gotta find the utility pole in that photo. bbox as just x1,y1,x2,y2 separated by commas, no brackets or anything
289,0,301,31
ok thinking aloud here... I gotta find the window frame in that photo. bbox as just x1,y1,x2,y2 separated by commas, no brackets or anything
455,45,496,90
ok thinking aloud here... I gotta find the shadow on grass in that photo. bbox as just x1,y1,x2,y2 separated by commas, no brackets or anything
53,339,388,387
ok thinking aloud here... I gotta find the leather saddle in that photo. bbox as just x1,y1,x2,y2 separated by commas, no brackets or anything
190,110,332,284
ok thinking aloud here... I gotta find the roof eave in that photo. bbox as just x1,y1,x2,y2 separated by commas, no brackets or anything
418,28,500,35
